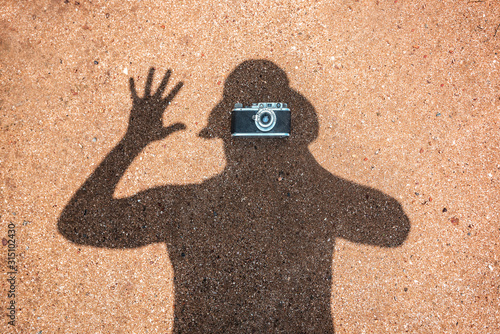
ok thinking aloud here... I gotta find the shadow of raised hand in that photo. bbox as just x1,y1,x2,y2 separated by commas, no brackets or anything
127,67,185,146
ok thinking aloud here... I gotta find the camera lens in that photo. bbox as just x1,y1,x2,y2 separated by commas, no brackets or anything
255,109,276,132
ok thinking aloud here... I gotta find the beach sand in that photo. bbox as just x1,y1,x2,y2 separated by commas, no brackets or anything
1,0,499,332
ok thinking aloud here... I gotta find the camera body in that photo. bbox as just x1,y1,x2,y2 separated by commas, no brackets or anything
231,102,291,137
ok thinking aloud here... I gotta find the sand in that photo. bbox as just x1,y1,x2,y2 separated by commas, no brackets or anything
1,0,499,333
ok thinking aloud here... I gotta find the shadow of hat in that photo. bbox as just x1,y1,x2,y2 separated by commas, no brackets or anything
199,59,319,146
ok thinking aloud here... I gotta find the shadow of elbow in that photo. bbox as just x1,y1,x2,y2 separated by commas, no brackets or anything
57,204,91,246
384,212,411,248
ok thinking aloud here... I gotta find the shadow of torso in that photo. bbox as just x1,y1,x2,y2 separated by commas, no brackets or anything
119,149,408,333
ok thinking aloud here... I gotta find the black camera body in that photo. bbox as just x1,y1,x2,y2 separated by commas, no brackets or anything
231,102,291,137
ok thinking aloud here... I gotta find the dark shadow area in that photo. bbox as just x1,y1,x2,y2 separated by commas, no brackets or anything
58,60,410,333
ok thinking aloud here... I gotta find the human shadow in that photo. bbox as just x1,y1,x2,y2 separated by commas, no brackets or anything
58,60,410,333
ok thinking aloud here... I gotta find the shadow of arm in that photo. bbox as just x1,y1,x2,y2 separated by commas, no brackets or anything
58,69,185,248
57,138,164,248
333,181,411,248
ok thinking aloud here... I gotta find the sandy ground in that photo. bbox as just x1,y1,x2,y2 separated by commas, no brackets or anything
1,0,499,333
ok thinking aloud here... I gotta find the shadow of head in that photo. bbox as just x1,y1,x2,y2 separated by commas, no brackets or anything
199,59,318,147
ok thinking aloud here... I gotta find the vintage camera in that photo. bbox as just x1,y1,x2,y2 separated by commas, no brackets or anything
231,102,290,137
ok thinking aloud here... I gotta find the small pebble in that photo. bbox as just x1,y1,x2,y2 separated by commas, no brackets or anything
2,238,7,246
450,217,459,225
94,60,99,65
436,113,441,117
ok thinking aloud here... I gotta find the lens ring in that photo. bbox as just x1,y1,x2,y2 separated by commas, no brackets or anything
255,109,277,132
